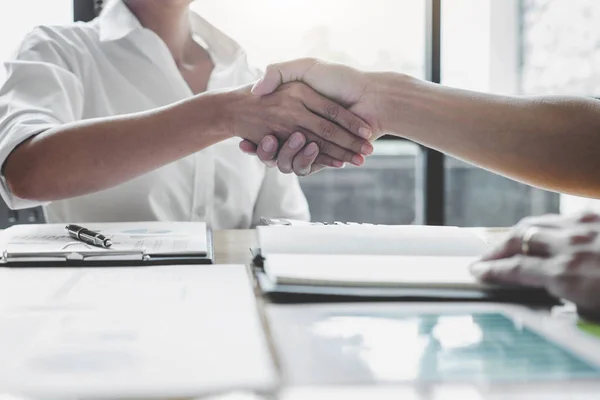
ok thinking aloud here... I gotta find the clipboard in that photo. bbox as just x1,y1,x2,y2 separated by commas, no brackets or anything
0,224,214,267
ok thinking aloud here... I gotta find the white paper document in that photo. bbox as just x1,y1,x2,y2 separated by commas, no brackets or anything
264,254,485,289
0,265,277,399
257,225,491,291
258,225,489,257
0,222,209,260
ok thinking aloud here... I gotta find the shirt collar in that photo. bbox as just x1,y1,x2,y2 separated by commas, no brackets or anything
98,0,142,42
99,0,243,63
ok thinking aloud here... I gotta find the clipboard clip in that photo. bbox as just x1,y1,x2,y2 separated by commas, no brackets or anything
1,242,149,264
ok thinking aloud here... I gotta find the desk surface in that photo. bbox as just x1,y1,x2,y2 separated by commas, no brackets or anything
213,228,600,399
213,228,510,265
214,229,258,265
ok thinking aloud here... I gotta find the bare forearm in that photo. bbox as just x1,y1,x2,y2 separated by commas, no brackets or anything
375,73,600,197
4,93,231,201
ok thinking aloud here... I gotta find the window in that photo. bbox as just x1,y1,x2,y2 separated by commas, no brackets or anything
521,0,600,215
5,0,593,227
440,0,595,226
0,1,73,82
192,0,426,224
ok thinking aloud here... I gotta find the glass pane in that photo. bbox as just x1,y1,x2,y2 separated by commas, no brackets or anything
192,1,426,223
193,0,425,76
440,0,587,226
0,0,73,82
301,142,417,224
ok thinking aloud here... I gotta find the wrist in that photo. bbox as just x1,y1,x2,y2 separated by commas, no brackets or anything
176,91,237,145
365,72,423,136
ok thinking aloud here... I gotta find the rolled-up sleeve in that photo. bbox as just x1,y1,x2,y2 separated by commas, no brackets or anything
251,168,311,227
0,27,83,209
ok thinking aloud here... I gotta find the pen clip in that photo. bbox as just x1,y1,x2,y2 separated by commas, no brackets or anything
61,242,96,251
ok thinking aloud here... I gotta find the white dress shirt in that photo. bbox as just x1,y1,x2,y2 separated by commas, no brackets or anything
0,0,309,229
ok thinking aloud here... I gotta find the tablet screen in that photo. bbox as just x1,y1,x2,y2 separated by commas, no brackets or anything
270,310,600,384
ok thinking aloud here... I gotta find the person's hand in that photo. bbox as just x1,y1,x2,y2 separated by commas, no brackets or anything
239,59,389,175
226,81,374,168
470,212,600,319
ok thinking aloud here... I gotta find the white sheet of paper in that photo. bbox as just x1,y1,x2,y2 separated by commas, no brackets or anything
0,265,277,399
264,254,486,289
258,225,489,257
0,222,208,256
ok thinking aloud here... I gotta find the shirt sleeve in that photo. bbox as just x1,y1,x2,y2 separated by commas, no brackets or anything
0,27,84,210
251,168,311,227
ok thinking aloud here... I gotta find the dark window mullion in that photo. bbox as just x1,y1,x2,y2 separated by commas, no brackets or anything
416,0,445,226
74,0,96,22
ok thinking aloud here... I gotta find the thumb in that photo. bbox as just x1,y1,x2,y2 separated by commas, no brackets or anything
239,139,258,154
251,59,318,96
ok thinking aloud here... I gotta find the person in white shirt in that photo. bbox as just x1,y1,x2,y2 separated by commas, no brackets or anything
0,0,374,229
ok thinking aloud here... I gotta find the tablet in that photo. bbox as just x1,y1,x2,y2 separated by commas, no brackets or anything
267,303,600,386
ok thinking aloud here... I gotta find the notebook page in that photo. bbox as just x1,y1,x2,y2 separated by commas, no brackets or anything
258,225,489,257
264,254,488,290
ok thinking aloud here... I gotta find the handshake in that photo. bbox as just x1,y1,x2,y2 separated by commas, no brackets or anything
227,58,394,176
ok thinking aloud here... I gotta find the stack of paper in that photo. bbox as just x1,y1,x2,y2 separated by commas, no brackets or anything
257,225,491,291
258,225,489,257
263,254,484,290
0,265,277,399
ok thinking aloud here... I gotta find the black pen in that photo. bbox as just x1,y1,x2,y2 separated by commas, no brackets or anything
65,224,113,248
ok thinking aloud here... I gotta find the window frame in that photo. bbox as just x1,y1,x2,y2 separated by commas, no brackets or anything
74,0,96,22
419,0,445,225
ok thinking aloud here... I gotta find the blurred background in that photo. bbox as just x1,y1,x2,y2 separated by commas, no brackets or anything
2,0,598,227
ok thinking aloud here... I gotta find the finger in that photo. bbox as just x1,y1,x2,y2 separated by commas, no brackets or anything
547,253,600,321
299,127,366,167
543,253,599,307
570,230,599,245
291,142,320,176
304,94,372,140
314,153,344,169
578,211,600,223
482,224,600,263
277,132,307,174
480,212,600,262
256,135,279,168
480,226,562,262
239,139,258,154
302,93,374,154
252,59,318,96
470,256,549,288
277,139,341,176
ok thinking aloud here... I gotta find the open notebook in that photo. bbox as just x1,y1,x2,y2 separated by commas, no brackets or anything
254,225,556,304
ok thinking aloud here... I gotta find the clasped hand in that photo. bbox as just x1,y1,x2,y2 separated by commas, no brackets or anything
237,59,386,175
227,80,374,171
